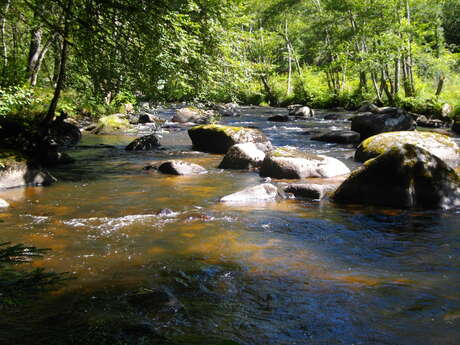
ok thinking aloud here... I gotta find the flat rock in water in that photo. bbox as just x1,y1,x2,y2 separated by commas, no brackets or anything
282,183,339,200
158,160,207,176
333,144,460,210
355,131,460,168
311,130,360,144
260,148,350,179
125,134,161,151
218,143,266,170
220,183,280,203
0,199,9,208
172,107,213,124
188,124,272,154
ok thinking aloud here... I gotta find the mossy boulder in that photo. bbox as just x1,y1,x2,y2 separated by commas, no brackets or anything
260,147,350,179
218,143,266,170
125,134,161,151
0,150,56,189
93,114,131,134
188,124,272,154
355,131,460,168
333,144,460,209
351,110,415,139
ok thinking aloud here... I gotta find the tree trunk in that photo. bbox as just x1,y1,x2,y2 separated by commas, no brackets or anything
0,0,10,68
260,75,276,106
435,75,445,97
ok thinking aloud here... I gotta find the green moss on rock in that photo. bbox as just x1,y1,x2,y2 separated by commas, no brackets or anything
355,131,460,168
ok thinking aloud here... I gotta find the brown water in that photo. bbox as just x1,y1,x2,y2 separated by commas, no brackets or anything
1,108,460,345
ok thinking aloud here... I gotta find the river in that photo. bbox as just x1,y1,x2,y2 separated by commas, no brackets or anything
1,107,459,345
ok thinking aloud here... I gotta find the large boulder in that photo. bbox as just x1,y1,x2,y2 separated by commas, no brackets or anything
333,144,460,209
351,110,415,140
0,151,56,189
172,107,214,124
93,114,131,134
355,131,460,168
260,148,350,179
311,130,360,144
218,143,266,170
125,134,161,151
188,124,272,154
158,160,207,176
220,183,281,203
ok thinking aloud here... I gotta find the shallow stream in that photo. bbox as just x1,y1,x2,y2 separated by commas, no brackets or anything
1,107,460,345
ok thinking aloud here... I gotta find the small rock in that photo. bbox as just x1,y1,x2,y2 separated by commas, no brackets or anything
291,106,314,118
125,134,161,151
220,183,281,203
172,107,214,124
158,160,207,176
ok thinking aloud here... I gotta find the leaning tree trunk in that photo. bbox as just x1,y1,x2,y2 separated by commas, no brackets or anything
44,0,72,124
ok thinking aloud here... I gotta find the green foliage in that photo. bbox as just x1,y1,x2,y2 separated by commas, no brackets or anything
0,87,36,116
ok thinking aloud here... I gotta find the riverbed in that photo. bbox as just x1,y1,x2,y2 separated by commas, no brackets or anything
1,107,459,345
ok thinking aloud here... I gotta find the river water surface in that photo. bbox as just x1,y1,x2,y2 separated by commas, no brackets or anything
1,107,460,345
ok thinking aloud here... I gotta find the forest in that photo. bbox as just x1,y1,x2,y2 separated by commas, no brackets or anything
0,0,460,121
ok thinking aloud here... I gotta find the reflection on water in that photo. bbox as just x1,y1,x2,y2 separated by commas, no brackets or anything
1,107,460,345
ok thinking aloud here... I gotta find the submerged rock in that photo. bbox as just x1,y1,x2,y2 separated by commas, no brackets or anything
355,131,460,168
333,144,460,209
218,143,266,170
268,115,289,122
260,148,350,179
351,110,415,140
282,183,339,200
0,151,56,189
0,199,9,208
125,134,161,151
158,160,207,176
188,124,272,154
311,130,360,144
220,183,281,203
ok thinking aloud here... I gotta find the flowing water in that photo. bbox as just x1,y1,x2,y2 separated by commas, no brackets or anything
1,107,460,345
